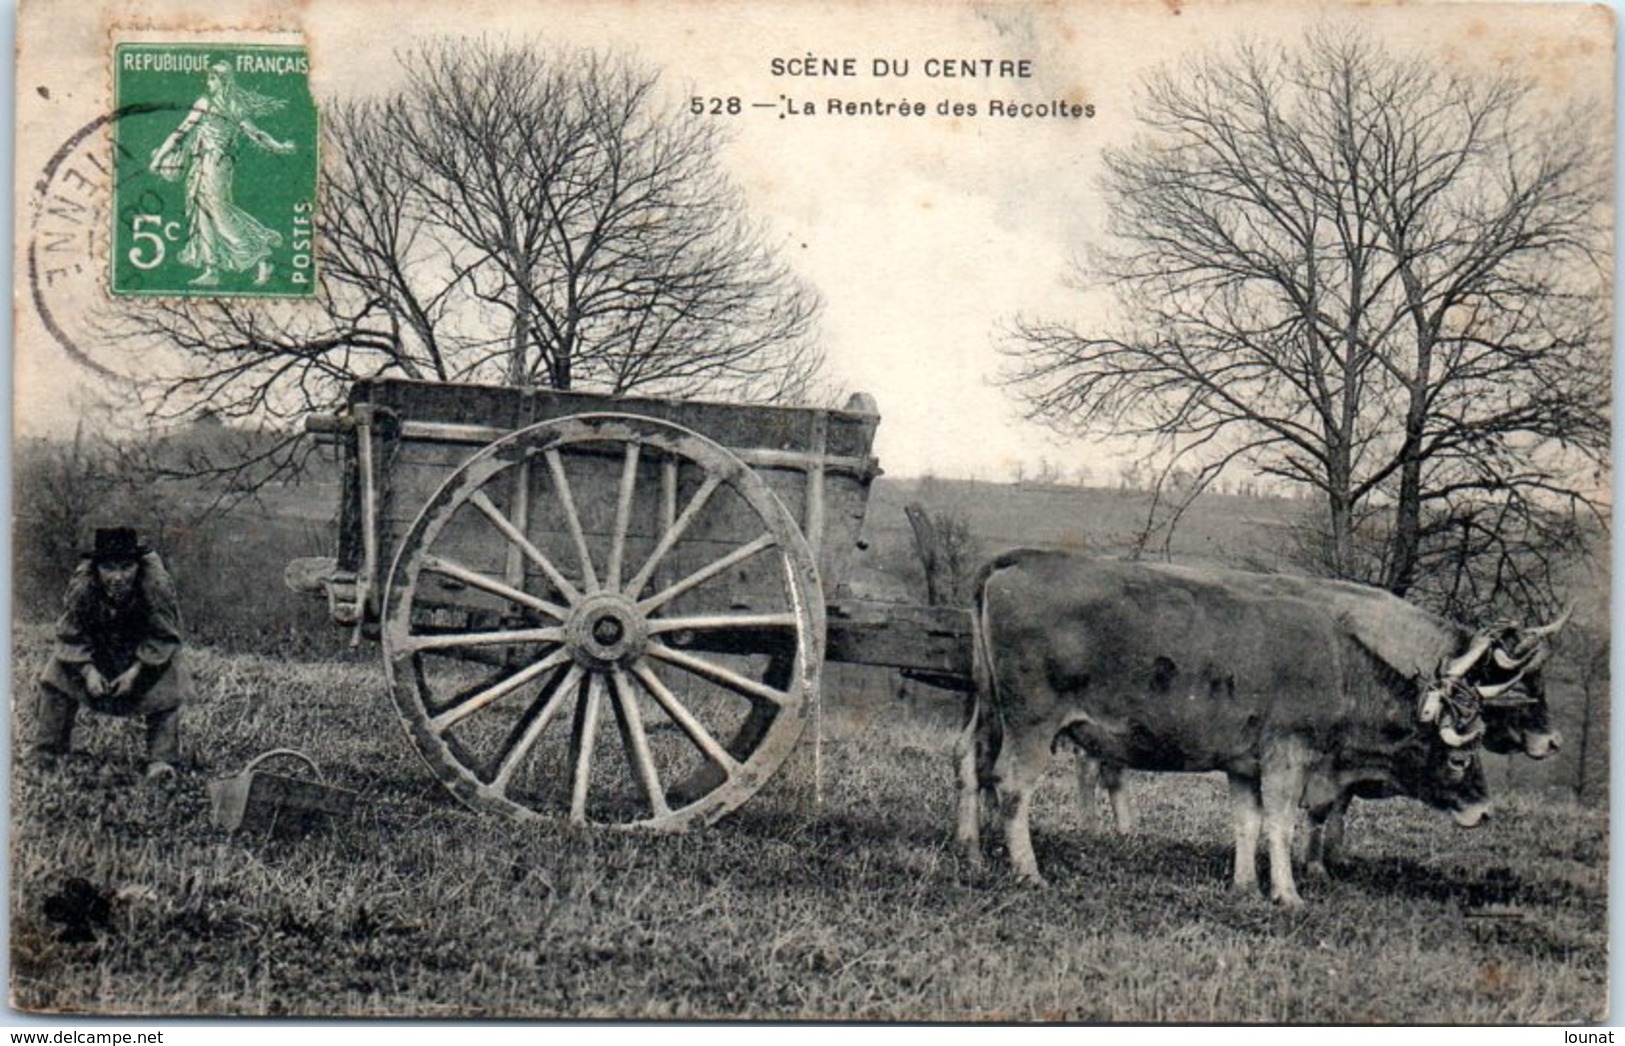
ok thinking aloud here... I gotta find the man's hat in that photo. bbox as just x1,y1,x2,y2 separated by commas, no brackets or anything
82,527,150,563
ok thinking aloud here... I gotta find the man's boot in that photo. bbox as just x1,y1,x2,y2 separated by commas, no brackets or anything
33,687,77,768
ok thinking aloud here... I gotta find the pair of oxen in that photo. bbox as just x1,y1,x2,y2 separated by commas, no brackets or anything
955,551,1568,906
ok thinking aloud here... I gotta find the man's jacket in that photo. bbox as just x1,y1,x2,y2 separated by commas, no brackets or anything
39,552,193,715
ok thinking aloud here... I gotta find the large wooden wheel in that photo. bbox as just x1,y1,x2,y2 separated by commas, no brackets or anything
381,413,824,831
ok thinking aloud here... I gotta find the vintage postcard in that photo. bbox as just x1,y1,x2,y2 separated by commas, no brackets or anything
11,0,1612,1023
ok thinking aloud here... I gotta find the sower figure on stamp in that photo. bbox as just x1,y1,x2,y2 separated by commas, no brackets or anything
35,527,192,779
148,61,296,288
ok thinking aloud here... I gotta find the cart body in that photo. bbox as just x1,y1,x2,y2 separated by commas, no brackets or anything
295,377,969,829
317,378,880,629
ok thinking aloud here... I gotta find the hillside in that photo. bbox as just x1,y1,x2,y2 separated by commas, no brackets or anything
850,475,1312,602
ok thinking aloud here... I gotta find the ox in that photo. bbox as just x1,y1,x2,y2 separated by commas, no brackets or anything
1067,570,1568,877
957,550,1499,906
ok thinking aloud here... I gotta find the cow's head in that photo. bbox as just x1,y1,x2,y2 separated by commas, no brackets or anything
1414,743,1493,828
1365,729,1493,829
1421,608,1569,760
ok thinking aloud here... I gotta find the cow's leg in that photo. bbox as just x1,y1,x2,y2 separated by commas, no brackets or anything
954,706,984,870
1073,750,1134,833
1305,791,1352,881
1260,741,1310,907
994,729,1052,886
1227,773,1263,895
1320,793,1349,868
1097,760,1135,833
1073,750,1099,823
998,785,1042,884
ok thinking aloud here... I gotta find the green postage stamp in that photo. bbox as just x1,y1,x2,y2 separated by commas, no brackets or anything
111,43,317,297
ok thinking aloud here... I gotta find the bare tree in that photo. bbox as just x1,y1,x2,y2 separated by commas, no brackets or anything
904,501,983,607
1569,621,1610,804
107,39,824,429
1283,482,1600,621
1001,29,1609,598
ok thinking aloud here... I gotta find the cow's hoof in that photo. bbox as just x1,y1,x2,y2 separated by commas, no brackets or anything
1272,891,1305,909
1012,870,1049,889
1304,862,1330,883
144,761,177,783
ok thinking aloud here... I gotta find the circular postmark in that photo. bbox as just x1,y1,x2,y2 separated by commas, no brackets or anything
27,103,187,380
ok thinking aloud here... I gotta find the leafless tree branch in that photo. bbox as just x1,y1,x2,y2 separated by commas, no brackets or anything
999,26,1609,604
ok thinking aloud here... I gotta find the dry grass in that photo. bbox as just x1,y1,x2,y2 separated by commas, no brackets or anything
8,625,1608,1021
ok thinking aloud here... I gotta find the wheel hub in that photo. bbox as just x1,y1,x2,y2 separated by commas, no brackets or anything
565,592,648,669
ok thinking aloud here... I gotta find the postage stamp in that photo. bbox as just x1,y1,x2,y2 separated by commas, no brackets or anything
110,42,317,297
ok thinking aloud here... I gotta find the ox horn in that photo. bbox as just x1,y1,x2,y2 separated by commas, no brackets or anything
1522,645,1552,674
1514,604,1575,655
1440,716,1486,748
1492,646,1536,671
1442,633,1495,680
1418,685,1444,724
1475,675,1524,701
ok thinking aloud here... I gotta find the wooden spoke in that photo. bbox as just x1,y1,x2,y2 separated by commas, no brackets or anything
608,668,669,818
544,448,600,594
491,664,583,793
647,612,799,634
661,457,678,532
623,473,722,599
422,552,568,620
636,533,779,616
503,459,531,592
568,674,607,824
630,661,741,777
397,626,565,655
468,490,580,606
646,642,791,709
430,647,572,734
605,444,641,592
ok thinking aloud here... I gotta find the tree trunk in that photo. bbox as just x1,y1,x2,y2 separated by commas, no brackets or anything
1327,491,1354,579
1575,676,1593,802
509,276,531,387
904,502,945,606
1324,436,1355,579
1387,452,1423,596
1385,368,1431,597
555,348,572,391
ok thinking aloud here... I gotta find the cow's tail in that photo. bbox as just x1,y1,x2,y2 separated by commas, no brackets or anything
955,564,1005,857
966,564,1005,794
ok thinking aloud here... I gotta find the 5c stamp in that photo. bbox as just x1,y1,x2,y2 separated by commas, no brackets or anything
111,42,317,297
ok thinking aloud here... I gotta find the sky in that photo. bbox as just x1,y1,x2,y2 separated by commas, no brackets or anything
11,0,1615,482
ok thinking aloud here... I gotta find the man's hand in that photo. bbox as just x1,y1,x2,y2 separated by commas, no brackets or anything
110,666,141,699
82,666,108,698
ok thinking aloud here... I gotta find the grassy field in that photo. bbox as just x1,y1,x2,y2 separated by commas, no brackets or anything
8,627,1607,1022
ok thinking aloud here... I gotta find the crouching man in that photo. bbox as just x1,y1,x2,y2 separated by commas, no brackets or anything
35,527,192,779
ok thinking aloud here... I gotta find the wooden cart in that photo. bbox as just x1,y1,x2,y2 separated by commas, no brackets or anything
293,378,970,830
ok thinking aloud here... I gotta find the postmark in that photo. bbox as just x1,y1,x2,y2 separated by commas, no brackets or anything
110,42,317,297
27,106,160,379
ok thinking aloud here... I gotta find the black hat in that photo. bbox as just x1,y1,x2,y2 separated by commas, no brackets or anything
82,527,150,562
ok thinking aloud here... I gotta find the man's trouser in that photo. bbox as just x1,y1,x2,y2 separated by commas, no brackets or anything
35,686,180,765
